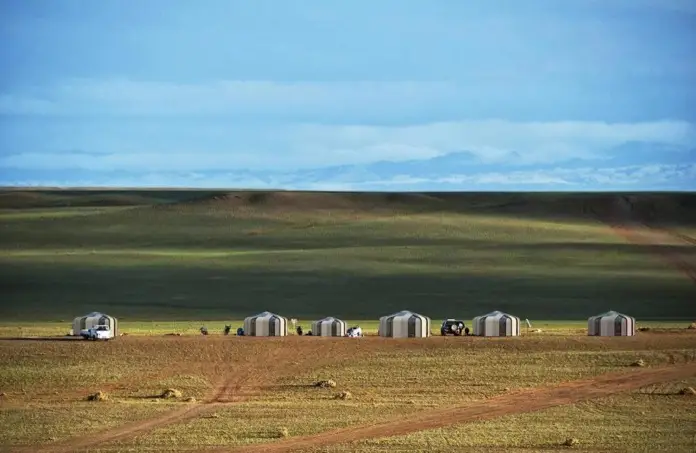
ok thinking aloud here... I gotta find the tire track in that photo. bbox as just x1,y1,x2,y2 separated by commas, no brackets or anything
590,200,696,285
216,362,696,453
26,342,345,453
643,222,696,246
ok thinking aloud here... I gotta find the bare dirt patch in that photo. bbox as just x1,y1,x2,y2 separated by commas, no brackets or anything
25,337,366,453
219,362,696,453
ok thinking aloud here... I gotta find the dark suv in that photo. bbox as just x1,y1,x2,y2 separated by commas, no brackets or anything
440,319,469,336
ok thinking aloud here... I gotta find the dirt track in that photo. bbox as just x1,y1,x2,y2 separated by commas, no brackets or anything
217,362,696,453
28,345,305,453
596,197,696,285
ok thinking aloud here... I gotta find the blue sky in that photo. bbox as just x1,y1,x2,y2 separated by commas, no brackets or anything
1,0,695,190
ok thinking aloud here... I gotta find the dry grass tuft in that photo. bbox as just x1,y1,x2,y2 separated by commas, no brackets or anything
86,391,108,402
678,387,696,396
563,437,579,447
334,391,352,400
315,379,337,388
185,396,197,402
160,388,183,399
630,359,646,367
277,427,289,438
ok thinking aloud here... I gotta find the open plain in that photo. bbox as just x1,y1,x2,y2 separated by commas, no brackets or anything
1,189,695,452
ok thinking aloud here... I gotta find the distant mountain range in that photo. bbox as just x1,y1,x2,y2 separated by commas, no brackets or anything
2,142,695,191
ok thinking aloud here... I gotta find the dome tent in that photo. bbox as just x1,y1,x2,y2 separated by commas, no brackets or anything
472,310,520,337
379,310,430,338
71,312,118,336
587,310,635,336
311,317,347,337
243,311,288,336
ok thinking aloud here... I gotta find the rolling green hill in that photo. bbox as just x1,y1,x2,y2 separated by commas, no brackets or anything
1,189,694,321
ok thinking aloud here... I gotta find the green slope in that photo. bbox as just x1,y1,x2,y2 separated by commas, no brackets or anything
0,190,694,321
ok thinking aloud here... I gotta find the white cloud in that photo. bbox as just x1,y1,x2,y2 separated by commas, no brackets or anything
0,79,458,116
1,120,693,171
288,120,695,164
6,163,693,191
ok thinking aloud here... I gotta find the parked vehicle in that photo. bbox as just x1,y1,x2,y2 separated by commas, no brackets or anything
80,325,114,341
346,326,363,337
440,319,468,336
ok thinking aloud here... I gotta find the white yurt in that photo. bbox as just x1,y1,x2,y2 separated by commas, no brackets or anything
243,311,288,336
472,310,520,337
587,310,635,336
311,317,347,337
71,312,118,336
378,310,430,338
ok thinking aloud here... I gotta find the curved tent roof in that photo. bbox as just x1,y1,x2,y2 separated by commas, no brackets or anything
379,310,430,338
472,310,520,337
71,312,118,336
243,311,288,336
587,310,635,336
311,317,347,337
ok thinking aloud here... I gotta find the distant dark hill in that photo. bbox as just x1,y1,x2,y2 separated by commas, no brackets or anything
2,189,694,225
0,189,222,209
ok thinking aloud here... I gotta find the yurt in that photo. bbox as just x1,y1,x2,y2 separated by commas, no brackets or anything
378,310,430,338
472,310,520,337
243,311,288,336
587,310,635,336
311,317,347,337
71,312,118,336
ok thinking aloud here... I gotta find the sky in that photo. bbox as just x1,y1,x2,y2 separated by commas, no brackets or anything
1,0,695,190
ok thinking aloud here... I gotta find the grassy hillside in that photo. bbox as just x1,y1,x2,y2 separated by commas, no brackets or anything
1,190,694,321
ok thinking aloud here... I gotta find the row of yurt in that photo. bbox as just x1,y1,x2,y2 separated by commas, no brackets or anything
68,309,637,338
71,312,118,336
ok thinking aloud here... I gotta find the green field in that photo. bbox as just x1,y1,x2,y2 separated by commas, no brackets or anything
1,189,695,322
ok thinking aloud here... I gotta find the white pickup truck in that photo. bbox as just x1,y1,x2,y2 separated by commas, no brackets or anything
80,325,114,341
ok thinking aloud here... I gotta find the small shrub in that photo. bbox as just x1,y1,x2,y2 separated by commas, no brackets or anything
678,387,696,396
314,379,337,388
334,391,352,400
563,438,579,447
630,359,646,367
688,322,696,330
185,396,197,403
277,427,289,438
87,391,108,402
160,388,183,399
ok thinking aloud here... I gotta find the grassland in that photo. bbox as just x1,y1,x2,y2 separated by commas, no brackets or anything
0,189,695,452
1,189,695,321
